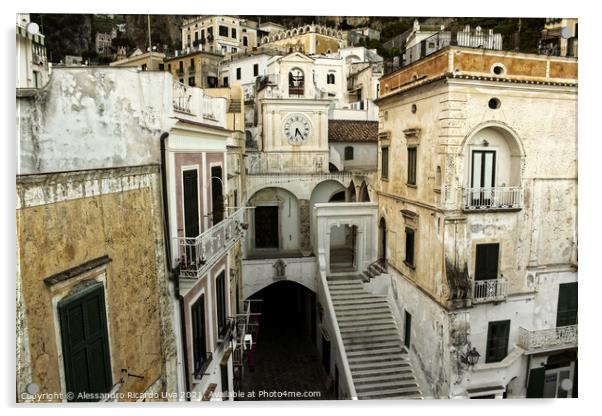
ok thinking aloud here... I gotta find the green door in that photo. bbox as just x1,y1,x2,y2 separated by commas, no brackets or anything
59,283,112,401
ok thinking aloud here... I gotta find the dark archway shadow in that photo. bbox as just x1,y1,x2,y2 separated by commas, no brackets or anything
239,281,333,400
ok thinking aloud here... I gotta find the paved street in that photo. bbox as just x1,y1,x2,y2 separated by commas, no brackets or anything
239,283,333,401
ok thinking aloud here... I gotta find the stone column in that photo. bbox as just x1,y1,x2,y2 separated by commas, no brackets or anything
299,199,312,256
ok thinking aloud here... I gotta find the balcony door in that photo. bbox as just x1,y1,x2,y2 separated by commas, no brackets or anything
183,169,200,265
475,243,499,281
471,150,496,206
485,320,510,363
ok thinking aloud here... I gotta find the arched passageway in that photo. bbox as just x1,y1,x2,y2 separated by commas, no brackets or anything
240,281,332,400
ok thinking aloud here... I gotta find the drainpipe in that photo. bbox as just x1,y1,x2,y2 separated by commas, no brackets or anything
160,132,191,400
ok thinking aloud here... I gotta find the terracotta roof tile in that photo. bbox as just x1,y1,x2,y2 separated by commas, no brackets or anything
328,120,378,142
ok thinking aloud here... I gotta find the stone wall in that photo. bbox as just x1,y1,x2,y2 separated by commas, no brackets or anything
16,166,177,402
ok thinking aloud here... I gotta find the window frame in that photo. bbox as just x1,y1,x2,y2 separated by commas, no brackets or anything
407,146,417,186
404,227,415,268
381,146,389,180
485,320,510,363
344,146,354,161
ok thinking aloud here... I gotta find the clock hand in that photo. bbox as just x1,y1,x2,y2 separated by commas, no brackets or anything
295,128,302,140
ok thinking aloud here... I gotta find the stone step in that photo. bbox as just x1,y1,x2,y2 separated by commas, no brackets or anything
355,379,419,393
338,318,395,328
349,359,409,370
329,289,367,295
333,297,387,306
352,366,414,378
337,313,393,322
333,301,389,311
330,292,377,299
348,353,407,364
346,346,404,357
327,279,364,285
344,341,403,352
353,371,416,383
340,323,398,333
335,306,390,315
357,386,422,399
343,333,401,345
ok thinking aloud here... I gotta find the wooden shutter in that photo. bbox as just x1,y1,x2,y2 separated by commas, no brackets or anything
405,228,415,266
192,295,206,375
526,367,546,398
556,282,578,327
59,284,112,401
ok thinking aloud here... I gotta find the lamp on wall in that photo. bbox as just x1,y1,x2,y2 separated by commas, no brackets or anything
460,347,481,366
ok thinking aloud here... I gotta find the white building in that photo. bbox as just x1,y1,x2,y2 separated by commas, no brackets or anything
16,14,49,89
181,16,259,55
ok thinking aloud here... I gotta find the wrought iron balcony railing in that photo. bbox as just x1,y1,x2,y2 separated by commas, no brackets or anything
517,325,578,352
472,278,508,304
463,187,523,211
176,207,248,279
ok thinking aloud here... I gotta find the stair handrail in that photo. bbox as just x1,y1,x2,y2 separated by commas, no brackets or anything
317,266,358,400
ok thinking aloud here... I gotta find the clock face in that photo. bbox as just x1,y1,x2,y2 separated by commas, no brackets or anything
283,113,311,145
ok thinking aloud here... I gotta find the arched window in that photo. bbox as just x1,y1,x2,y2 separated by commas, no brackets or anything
327,73,335,84
344,146,354,161
288,68,304,96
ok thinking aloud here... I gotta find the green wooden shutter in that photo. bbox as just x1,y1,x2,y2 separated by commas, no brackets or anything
59,284,112,401
527,367,546,398
556,282,578,327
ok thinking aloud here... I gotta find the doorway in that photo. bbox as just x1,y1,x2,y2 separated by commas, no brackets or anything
379,217,387,262
329,225,357,273
255,206,279,249
183,169,200,265
404,310,412,349
470,150,496,206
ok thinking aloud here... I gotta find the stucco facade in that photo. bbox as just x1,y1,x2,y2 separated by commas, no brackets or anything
374,46,578,398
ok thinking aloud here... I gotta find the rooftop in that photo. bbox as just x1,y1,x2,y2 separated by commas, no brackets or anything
378,45,578,100
328,120,378,143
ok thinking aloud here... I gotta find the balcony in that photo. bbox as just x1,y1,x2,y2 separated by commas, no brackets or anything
517,325,578,353
172,80,228,127
472,278,507,304
462,187,523,211
176,207,248,279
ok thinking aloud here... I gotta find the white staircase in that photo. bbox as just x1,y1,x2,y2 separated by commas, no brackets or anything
328,275,423,400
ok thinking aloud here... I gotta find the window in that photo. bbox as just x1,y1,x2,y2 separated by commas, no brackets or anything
407,147,417,186
344,146,354,161
141,64,147,71
486,320,510,363
327,73,336,84
556,282,577,327
223,76,229,87
211,166,223,224
190,58,195,70
475,243,499,281
179,61,184,72
231,47,237,53
194,31,199,44
219,25,228,37
207,27,213,39
59,283,112,401
233,189,238,208
216,271,227,337
236,67,241,80
168,63,171,73
253,63,259,77
158,63,164,71
381,147,389,179
231,28,237,38
188,76,196,87
207,76,218,88
243,36,248,46
288,68,304,96
405,228,415,267
191,294,208,377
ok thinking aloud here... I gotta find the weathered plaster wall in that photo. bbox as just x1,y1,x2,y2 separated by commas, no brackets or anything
329,142,377,171
17,68,175,174
16,166,176,401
